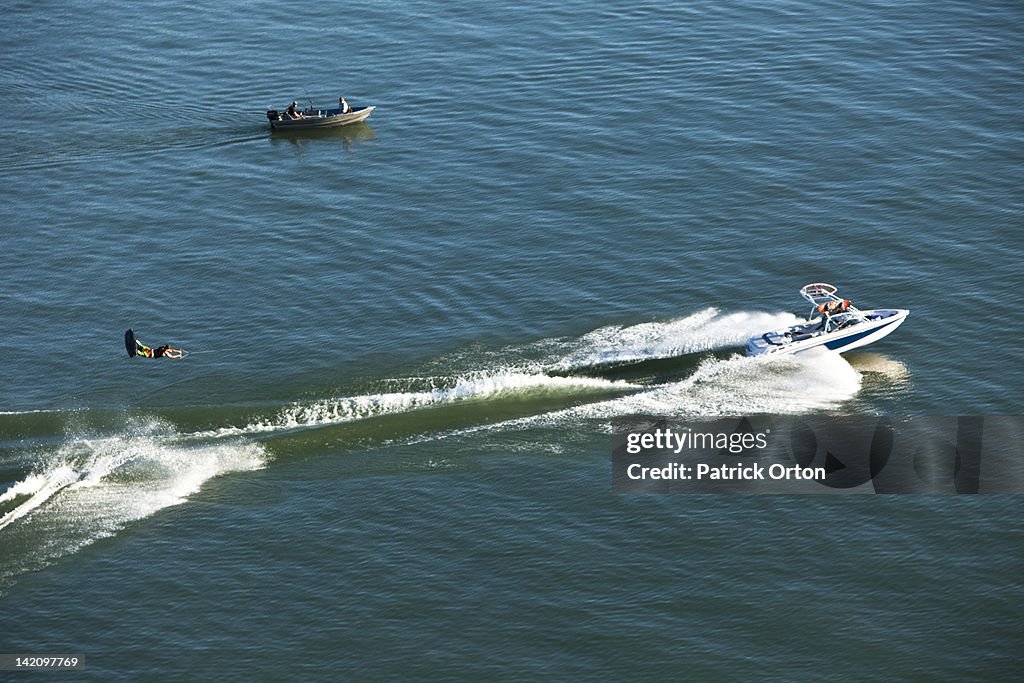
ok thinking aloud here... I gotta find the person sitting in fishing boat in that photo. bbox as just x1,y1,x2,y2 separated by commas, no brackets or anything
338,96,350,114
285,101,304,119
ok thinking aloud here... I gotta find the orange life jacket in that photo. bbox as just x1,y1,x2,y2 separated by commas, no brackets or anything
817,299,851,314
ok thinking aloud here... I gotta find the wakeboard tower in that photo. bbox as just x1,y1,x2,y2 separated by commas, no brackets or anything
745,283,909,356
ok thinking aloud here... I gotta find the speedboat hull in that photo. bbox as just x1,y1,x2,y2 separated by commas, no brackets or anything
268,106,375,130
746,308,909,357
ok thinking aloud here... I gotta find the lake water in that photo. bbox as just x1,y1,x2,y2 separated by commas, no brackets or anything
1,0,1021,679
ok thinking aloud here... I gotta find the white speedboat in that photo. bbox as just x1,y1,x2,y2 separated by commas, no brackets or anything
746,283,908,357
267,104,374,130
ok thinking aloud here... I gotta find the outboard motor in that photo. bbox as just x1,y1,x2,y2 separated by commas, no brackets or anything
266,110,280,121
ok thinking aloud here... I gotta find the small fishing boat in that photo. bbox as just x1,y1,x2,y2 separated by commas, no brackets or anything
266,102,375,130
745,283,909,356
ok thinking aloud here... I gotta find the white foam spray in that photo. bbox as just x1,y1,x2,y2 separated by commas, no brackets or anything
0,307,870,585
391,315,864,444
191,372,639,440
0,420,265,585
548,308,800,371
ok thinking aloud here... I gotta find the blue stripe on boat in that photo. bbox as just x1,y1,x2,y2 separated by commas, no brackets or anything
823,319,896,351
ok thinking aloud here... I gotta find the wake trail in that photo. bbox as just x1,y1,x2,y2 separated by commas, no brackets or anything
155,309,814,443
0,420,266,588
546,308,800,372
398,350,864,447
0,467,79,531
188,372,640,440
1,307,870,590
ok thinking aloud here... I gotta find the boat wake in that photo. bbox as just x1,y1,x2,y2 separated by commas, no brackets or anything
547,308,800,371
413,348,863,447
193,372,640,441
0,420,265,589
560,348,861,421
0,308,883,590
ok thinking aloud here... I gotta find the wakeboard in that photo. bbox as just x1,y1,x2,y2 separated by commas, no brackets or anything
125,329,137,357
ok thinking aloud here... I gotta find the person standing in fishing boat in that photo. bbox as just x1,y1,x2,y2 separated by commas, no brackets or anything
338,96,350,114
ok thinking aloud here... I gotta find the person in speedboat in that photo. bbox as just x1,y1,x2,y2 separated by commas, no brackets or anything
338,96,350,114
285,101,304,119
817,298,852,331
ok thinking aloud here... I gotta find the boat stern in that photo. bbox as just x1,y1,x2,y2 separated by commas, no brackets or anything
745,333,775,356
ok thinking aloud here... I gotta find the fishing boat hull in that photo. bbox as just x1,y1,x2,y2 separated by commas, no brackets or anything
267,106,375,130
746,308,909,357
